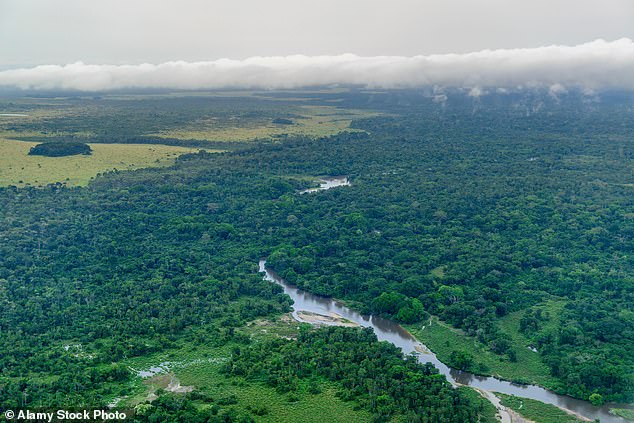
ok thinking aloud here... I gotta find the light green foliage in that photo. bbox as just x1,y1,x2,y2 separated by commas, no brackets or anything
407,316,558,388
610,408,634,421
1,89,633,420
495,393,585,423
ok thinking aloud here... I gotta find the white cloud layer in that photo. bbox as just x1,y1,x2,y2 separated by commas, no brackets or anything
1,39,633,92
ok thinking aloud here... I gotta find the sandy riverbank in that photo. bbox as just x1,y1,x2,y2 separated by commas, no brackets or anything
295,310,359,327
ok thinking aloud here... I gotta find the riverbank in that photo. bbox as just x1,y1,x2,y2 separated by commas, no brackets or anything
611,409,634,422
295,310,359,327
299,176,350,194
405,316,560,390
407,316,633,422
261,259,630,423
409,318,634,423
495,393,589,422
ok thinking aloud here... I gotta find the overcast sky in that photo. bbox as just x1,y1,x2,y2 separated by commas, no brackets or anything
2,0,633,66
1,0,633,92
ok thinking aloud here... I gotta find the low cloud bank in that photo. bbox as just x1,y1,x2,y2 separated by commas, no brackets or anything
1,39,633,92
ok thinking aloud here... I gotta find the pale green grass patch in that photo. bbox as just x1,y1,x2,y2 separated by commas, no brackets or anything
0,139,208,187
495,393,585,423
150,105,378,142
611,408,634,421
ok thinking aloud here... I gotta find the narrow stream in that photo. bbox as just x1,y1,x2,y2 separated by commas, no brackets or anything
257,176,630,423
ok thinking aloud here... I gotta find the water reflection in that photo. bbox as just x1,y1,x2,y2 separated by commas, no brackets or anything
260,260,629,423
299,177,351,194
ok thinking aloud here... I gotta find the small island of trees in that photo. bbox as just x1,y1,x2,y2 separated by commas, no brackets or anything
272,118,294,125
28,141,92,157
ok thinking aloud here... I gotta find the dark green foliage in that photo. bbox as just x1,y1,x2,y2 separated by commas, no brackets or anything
28,141,92,157
272,118,294,125
448,350,475,371
0,167,292,407
256,94,634,401
131,392,251,423
0,89,633,412
225,326,485,422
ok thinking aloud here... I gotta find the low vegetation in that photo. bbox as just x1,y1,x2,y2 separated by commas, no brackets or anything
1,89,633,421
149,106,376,142
407,316,558,388
225,326,489,422
610,408,634,422
0,139,204,186
495,393,585,423
119,328,374,423
0,95,378,144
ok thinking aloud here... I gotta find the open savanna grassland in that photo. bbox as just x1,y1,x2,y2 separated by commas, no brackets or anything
122,316,373,423
149,105,378,141
1,91,380,145
0,101,98,140
0,138,206,187
406,300,566,389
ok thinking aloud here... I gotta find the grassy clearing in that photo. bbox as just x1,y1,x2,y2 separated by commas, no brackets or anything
495,393,585,423
505,300,566,335
0,139,207,187
176,357,371,423
406,303,562,389
120,317,373,422
150,105,378,142
407,300,567,388
242,313,303,339
493,301,566,385
1,94,380,145
119,316,498,422
0,103,96,140
407,317,557,387
611,408,634,421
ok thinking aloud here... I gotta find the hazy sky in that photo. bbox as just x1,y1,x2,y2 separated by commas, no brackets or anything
2,0,633,66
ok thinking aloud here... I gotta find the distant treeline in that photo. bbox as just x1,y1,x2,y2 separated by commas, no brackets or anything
17,135,248,150
0,90,632,418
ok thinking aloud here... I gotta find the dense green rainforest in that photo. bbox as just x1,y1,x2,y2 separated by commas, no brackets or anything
0,89,633,421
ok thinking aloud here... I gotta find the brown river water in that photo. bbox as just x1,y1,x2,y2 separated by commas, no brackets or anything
257,177,631,422
260,261,630,423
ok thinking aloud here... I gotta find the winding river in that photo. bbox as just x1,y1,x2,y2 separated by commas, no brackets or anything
259,177,630,423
